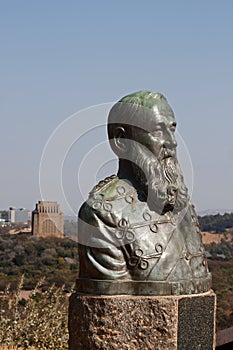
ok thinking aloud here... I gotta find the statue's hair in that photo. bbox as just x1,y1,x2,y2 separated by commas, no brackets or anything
118,90,168,110
107,90,174,143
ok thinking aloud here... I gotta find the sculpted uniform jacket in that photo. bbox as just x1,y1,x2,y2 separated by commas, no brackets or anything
77,175,211,295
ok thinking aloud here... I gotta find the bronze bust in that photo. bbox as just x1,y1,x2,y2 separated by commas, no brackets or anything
76,91,211,295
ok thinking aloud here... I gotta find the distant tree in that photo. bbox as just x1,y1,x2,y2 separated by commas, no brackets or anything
198,212,233,233
0,233,79,290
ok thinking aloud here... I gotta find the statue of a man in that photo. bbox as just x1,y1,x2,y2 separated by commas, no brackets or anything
77,91,211,295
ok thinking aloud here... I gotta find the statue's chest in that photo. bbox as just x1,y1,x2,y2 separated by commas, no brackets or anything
103,197,201,280
110,199,179,264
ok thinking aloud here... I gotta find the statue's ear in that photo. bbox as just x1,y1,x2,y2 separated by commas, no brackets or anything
114,126,128,154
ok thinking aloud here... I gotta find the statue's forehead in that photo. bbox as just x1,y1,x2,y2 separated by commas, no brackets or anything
129,110,176,132
108,101,176,132
152,105,175,121
151,112,176,126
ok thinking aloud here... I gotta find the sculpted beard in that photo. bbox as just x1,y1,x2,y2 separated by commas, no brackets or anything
130,142,188,214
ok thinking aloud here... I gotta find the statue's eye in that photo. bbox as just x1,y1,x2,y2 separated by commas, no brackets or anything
170,123,176,132
151,130,163,138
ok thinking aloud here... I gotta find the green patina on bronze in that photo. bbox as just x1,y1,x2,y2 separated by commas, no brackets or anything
119,90,174,116
76,91,211,296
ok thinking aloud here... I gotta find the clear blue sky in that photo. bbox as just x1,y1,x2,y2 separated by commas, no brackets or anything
0,0,233,214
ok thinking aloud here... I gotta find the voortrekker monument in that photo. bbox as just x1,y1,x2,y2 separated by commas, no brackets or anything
32,200,64,238
69,91,216,349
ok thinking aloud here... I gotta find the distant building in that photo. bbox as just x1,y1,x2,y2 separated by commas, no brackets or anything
32,201,64,238
0,218,6,227
9,207,30,224
0,210,10,222
216,253,226,259
0,208,30,224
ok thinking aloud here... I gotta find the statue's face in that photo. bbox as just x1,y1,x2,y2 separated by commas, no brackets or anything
131,111,177,161
126,110,187,213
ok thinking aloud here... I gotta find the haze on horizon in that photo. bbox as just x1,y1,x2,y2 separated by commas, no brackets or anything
0,0,233,215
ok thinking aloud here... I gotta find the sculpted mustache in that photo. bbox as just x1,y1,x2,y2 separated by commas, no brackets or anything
159,147,176,160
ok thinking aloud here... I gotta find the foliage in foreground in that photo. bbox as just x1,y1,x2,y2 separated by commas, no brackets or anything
0,276,69,349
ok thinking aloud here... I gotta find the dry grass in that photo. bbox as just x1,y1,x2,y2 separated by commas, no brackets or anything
201,231,232,244
0,276,70,349
0,347,37,349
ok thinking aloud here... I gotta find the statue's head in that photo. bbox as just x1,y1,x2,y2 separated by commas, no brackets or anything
108,91,188,214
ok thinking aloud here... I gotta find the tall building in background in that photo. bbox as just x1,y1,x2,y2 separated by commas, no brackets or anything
0,207,30,224
9,207,30,224
32,201,64,238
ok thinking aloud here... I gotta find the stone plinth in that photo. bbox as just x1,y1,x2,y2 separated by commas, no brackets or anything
68,291,216,350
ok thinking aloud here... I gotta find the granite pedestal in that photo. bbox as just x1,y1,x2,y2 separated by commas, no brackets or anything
68,291,216,350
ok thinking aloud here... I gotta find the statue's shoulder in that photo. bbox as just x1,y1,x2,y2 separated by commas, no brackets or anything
89,175,118,198
78,176,117,222
89,175,134,199
79,175,136,217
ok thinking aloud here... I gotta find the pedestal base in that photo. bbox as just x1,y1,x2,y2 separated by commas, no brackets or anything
68,291,216,350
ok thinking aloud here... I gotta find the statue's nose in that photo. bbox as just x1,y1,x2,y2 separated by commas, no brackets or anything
164,131,177,149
